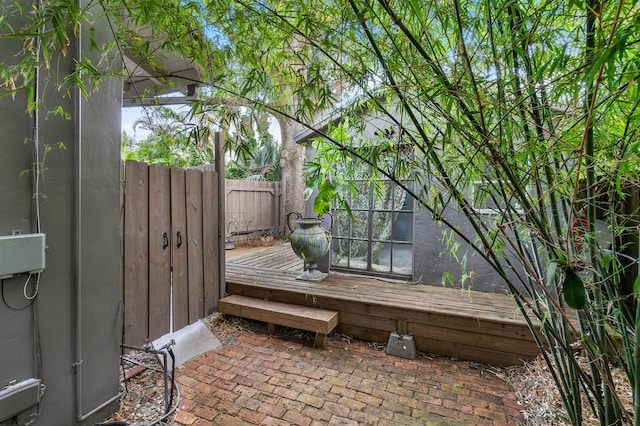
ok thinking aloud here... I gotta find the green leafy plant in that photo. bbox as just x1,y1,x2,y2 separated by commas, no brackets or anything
310,178,335,216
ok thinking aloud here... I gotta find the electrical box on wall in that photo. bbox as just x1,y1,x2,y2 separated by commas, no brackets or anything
0,378,42,422
0,233,46,279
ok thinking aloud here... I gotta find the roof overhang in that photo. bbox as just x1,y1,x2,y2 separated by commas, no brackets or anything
122,26,203,107
293,94,386,144
293,114,338,145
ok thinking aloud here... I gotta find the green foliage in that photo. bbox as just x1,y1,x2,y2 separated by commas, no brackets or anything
223,110,281,181
121,106,215,167
562,267,586,310
312,178,335,216
121,105,281,177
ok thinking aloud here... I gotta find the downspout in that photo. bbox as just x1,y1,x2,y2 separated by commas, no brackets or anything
73,2,124,420
73,0,85,417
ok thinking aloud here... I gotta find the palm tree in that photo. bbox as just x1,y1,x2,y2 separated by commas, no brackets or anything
225,113,281,181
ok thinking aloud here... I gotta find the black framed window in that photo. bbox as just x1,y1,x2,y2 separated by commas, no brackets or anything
331,179,413,278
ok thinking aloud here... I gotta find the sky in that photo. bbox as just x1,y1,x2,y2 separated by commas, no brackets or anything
121,106,148,139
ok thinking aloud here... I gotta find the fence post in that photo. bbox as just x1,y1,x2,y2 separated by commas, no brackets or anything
215,132,226,300
203,166,219,314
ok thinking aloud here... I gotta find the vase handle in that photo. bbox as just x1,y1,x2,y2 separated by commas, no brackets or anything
321,212,334,234
286,211,301,233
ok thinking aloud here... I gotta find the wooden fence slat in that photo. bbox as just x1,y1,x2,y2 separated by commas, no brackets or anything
186,169,204,324
203,170,219,315
274,181,283,236
279,180,286,237
171,168,189,331
148,164,171,340
225,179,284,240
123,161,149,346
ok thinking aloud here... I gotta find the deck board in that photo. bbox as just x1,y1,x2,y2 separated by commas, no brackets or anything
228,245,303,271
225,262,528,323
225,243,541,366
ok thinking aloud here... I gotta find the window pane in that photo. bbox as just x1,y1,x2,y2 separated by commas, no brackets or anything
331,238,349,268
391,243,413,275
371,242,413,274
372,181,394,210
350,181,370,209
371,241,392,273
371,212,392,240
392,211,413,242
350,211,369,239
348,240,369,270
333,210,350,238
330,177,413,278
374,180,409,211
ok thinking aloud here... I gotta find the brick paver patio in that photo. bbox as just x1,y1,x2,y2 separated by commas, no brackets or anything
172,332,524,425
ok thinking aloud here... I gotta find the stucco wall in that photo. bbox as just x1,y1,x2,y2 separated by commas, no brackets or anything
412,208,514,293
0,2,122,424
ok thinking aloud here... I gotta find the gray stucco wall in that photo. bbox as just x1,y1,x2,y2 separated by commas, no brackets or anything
0,2,122,424
412,208,515,293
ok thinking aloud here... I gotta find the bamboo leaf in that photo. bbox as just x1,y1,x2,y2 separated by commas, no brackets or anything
562,267,586,310
546,261,558,288
441,271,454,287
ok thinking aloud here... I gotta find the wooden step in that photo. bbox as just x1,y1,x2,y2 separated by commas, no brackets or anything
218,295,339,348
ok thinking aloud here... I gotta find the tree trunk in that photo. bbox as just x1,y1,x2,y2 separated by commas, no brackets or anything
278,117,306,239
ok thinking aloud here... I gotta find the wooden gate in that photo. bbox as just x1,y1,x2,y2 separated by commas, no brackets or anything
122,160,222,346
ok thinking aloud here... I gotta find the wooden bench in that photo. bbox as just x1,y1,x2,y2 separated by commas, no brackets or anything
218,295,339,348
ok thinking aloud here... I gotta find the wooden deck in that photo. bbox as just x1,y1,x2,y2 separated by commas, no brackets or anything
224,243,540,366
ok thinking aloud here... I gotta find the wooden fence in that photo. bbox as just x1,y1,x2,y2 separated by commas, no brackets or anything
122,160,222,346
225,179,285,242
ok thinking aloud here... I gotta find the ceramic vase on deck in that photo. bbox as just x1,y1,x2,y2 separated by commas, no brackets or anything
286,212,333,281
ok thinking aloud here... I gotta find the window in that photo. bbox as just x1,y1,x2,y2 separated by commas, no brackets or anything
331,179,413,278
